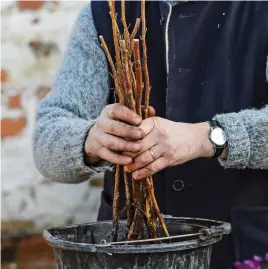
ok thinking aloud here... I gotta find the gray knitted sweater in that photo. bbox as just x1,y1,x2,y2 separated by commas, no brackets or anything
34,4,268,183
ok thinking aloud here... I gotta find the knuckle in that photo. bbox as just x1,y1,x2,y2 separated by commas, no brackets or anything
167,144,176,160
133,142,142,152
128,128,138,138
98,118,107,130
98,134,104,145
166,143,173,152
139,154,148,165
124,123,133,135
158,128,168,139
146,165,155,175
123,142,132,151
115,140,125,150
107,121,117,133
105,104,113,111
104,105,111,117
124,108,135,121
95,119,101,129
106,139,116,149
169,151,176,161
130,144,137,151
105,104,115,118
126,124,134,132
131,114,137,123
117,104,125,115
111,153,119,162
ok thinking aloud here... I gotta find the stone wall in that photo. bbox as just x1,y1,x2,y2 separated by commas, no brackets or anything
1,1,103,240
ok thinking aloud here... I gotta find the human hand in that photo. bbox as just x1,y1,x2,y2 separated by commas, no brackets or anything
125,117,214,179
84,103,155,166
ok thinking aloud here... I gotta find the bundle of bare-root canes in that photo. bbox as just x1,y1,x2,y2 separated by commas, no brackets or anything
99,0,169,242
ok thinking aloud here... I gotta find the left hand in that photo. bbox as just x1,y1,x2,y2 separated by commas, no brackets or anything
124,117,214,180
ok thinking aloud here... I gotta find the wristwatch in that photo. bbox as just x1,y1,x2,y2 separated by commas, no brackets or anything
208,120,228,158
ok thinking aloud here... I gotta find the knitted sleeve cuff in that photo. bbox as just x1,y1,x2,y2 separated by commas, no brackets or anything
65,119,113,182
213,112,250,169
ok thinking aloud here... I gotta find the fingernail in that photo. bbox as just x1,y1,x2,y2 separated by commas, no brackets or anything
125,158,132,164
137,130,143,138
134,116,142,125
124,166,130,173
138,129,145,139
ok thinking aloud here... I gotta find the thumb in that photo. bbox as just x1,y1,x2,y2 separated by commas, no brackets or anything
122,117,156,158
140,117,155,136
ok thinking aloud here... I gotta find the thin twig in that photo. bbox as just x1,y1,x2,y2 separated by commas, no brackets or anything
140,0,163,237
99,36,123,103
120,40,136,111
144,185,157,238
146,177,169,237
108,1,124,105
112,164,121,242
123,171,131,230
130,180,143,240
130,60,137,95
101,0,169,243
141,0,151,119
130,18,141,47
121,0,130,48
132,39,143,117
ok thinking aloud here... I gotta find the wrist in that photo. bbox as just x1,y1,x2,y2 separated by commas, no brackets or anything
84,125,101,165
84,152,101,165
196,122,215,158
220,147,228,160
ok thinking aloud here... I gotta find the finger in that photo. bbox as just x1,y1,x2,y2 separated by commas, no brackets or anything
105,120,145,140
100,133,142,152
125,144,164,172
124,126,158,158
98,147,132,165
148,106,155,117
105,103,142,126
122,150,140,159
132,157,169,180
142,106,155,118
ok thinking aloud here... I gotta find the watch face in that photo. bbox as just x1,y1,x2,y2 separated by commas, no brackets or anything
210,127,227,146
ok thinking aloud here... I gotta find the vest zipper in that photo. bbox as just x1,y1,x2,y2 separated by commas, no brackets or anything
164,2,172,117
165,2,172,76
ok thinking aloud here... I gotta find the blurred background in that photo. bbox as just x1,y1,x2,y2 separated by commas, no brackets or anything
1,1,103,268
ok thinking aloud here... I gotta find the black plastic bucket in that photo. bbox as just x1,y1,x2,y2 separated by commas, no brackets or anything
43,216,231,269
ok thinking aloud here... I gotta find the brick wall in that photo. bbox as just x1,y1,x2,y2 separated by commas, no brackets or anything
1,3,103,267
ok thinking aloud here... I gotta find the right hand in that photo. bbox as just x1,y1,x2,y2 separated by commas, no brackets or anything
84,104,151,165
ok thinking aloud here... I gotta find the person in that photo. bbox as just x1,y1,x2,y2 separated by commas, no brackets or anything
34,1,268,268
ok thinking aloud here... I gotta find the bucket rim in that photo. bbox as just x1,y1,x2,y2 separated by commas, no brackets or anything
43,217,231,254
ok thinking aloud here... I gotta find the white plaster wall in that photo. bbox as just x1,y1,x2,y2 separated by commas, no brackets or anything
1,1,102,230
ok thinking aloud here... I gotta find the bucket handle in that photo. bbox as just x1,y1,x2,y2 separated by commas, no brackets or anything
199,223,231,240
162,215,232,241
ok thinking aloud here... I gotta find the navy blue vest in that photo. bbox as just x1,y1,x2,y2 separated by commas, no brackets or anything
91,1,268,268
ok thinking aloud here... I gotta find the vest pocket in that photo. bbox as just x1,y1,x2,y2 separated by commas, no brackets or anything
231,207,268,261
97,190,113,221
